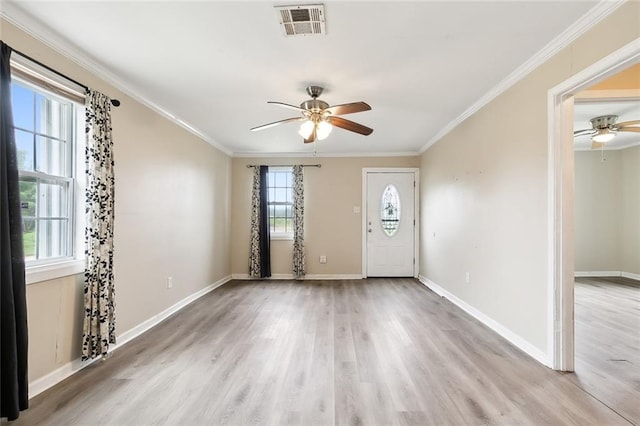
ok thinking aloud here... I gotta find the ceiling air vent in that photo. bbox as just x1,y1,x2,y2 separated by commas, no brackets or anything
275,4,326,37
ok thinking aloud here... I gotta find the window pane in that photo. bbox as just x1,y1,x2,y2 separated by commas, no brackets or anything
268,187,275,202
275,188,286,201
23,218,36,260
36,219,68,259
19,178,37,218
275,172,285,187
285,218,293,233
37,179,69,218
36,136,68,177
15,130,34,171
285,205,292,218
274,217,286,233
286,187,292,203
267,172,275,187
286,172,292,186
35,93,71,141
274,204,285,217
11,83,34,131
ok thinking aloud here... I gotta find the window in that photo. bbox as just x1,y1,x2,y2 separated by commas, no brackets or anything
10,57,85,281
267,167,293,239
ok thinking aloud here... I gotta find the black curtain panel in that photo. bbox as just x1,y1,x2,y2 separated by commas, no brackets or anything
259,166,271,277
0,41,29,421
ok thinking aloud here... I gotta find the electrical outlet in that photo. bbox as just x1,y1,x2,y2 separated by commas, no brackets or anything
319,255,327,264
465,272,470,283
167,276,173,289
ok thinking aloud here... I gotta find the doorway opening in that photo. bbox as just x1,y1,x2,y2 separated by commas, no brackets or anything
548,35,640,415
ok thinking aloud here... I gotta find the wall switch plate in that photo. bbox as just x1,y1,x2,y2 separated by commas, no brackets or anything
319,255,327,264
167,276,173,289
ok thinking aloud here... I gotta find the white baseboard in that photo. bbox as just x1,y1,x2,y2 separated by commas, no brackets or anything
28,275,232,399
231,273,362,280
574,270,621,277
575,270,640,281
418,274,552,368
28,356,100,399
304,274,362,280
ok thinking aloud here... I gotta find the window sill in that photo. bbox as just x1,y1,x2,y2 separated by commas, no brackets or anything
26,259,84,285
271,233,293,241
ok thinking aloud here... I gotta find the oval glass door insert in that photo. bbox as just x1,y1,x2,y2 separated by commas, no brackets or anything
380,184,401,236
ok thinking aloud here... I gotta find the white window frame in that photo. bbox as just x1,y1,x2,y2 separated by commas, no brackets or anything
267,166,294,240
10,55,86,284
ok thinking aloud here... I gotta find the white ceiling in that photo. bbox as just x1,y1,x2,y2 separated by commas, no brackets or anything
574,99,640,151
3,1,610,156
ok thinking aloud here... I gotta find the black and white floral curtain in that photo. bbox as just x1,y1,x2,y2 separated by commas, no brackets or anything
1,40,29,422
248,166,270,278
82,89,116,360
292,165,305,278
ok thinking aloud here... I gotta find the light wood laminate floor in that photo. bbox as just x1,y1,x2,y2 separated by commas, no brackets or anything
572,276,640,425
12,279,634,425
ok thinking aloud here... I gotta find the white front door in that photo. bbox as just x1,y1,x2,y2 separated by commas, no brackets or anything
365,171,416,277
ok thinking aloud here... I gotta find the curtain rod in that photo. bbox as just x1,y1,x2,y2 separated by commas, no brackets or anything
9,45,121,107
246,164,321,168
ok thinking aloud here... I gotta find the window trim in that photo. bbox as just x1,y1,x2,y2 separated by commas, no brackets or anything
11,57,86,284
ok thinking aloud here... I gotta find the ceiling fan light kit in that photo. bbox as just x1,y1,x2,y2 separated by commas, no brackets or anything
251,85,373,144
592,129,616,143
573,114,640,149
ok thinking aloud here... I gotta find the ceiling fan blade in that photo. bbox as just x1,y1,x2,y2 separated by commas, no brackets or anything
327,116,373,136
304,127,317,144
591,141,605,149
573,129,596,137
618,126,640,133
251,117,305,132
267,101,307,113
324,102,371,116
615,119,640,127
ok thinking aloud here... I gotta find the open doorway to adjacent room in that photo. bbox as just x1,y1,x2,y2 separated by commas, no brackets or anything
549,37,639,424
571,62,640,424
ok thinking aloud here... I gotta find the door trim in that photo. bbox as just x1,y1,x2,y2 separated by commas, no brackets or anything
547,38,639,371
362,168,420,278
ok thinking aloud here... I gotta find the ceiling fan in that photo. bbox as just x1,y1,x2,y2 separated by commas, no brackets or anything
250,85,373,143
574,115,640,149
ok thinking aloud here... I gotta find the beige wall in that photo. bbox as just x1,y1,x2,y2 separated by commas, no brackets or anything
621,145,640,275
231,156,419,276
419,3,640,354
587,63,640,90
575,147,640,274
574,150,622,272
2,19,232,383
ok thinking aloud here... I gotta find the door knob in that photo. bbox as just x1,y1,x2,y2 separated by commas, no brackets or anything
368,229,372,233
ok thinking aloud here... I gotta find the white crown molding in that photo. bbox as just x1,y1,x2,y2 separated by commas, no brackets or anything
232,150,420,158
574,140,640,151
1,2,233,157
419,0,627,154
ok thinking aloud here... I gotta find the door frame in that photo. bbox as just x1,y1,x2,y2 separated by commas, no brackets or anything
362,168,420,278
547,38,639,371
